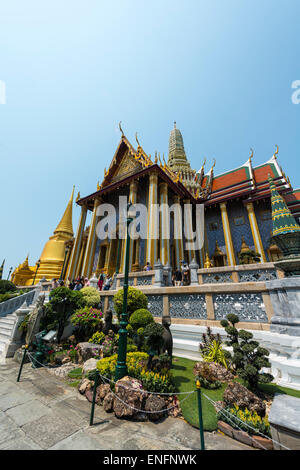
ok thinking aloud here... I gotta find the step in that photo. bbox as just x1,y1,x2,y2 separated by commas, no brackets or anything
0,320,15,329
0,325,14,334
0,331,12,341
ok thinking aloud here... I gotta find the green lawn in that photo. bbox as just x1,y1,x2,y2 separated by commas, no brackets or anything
171,356,300,432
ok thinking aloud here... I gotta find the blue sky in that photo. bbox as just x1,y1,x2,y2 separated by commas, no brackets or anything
0,0,299,278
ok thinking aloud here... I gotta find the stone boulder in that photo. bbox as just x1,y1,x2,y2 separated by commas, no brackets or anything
13,347,31,364
223,381,266,416
144,395,167,421
78,378,92,395
193,362,234,382
103,392,114,412
113,376,147,418
82,358,98,375
77,342,102,363
99,384,111,401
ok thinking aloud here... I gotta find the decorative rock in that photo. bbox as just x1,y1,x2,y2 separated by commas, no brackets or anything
82,358,98,375
78,378,92,395
223,381,266,416
13,347,31,364
217,420,234,438
103,392,114,412
48,362,77,379
77,342,102,363
113,376,146,418
252,435,273,450
61,356,71,364
232,429,254,447
193,362,234,382
99,384,111,401
144,395,167,421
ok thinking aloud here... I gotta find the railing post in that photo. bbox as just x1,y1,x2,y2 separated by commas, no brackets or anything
17,345,28,382
89,369,99,426
196,380,205,450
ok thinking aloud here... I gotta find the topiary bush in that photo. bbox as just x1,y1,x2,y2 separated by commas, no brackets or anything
80,286,101,308
144,322,165,356
220,314,273,391
0,280,17,295
113,287,148,321
129,309,154,331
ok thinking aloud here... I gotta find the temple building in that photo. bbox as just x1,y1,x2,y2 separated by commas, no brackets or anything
12,123,300,285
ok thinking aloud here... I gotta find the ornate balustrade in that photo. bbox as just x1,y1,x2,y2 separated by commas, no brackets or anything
0,288,38,318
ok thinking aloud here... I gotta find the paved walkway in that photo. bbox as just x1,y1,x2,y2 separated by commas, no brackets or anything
0,359,252,451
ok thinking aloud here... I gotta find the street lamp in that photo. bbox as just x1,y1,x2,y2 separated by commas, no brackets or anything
115,201,134,381
32,259,41,286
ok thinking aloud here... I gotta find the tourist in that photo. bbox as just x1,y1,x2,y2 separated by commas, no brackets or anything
144,262,152,271
74,279,83,291
182,262,190,286
174,268,182,287
58,279,64,287
103,275,112,290
69,279,75,290
50,278,58,290
84,277,90,287
98,273,104,291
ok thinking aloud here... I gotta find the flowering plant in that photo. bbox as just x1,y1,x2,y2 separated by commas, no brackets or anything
71,307,103,341
97,352,175,393
217,404,271,437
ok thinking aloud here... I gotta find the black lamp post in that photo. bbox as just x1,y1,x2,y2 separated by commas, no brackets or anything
32,260,41,286
115,202,133,381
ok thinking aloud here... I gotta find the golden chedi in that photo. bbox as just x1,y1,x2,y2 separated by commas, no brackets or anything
11,255,35,286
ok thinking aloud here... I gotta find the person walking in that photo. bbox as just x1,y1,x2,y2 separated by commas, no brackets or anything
98,273,104,291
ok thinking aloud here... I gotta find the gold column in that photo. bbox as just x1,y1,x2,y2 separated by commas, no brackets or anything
159,182,170,266
220,202,236,266
75,235,87,278
173,194,184,268
246,202,267,263
146,173,158,268
121,181,138,272
82,198,101,277
65,205,87,280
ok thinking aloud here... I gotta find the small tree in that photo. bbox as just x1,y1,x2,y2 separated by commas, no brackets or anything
0,280,17,295
220,314,273,391
41,287,84,343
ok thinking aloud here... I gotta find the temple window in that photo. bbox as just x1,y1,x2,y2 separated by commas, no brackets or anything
233,216,245,226
209,221,219,231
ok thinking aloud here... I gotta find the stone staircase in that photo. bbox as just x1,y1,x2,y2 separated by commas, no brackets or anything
0,288,42,362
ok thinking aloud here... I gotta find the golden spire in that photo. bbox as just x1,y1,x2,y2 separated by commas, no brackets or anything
273,145,279,159
54,186,74,237
249,148,254,161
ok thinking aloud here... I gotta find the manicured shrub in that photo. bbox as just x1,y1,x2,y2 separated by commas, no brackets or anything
80,286,101,307
129,309,154,330
113,287,148,321
0,280,17,295
220,314,273,391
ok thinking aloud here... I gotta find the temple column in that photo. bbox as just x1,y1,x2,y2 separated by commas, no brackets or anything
246,202,267,263
146,174,159,268
220,202,236,266
173,194,184,268
121,181,138,272
65,205,87,280
183,198,195,263
82,198,101,277
75,235,87,278
159,182,170,266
